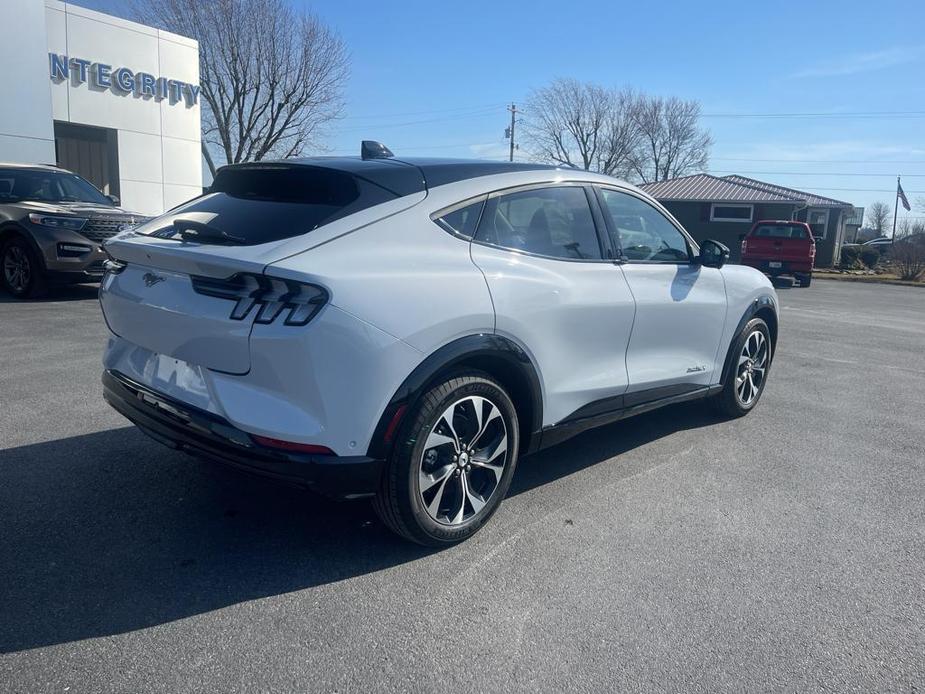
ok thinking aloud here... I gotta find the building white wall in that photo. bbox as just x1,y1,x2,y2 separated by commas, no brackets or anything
0,0,201,215
41,1,201,215
0,0,57,164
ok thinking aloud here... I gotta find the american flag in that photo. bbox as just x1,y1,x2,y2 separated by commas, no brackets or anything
898,179,911,211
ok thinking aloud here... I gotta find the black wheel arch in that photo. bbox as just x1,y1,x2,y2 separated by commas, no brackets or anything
367,334,544,460
720,294,778,387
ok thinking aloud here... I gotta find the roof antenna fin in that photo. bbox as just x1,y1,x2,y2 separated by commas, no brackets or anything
361,141,394,160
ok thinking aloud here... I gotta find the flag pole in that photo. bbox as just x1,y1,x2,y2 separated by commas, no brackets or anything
891,175,900,243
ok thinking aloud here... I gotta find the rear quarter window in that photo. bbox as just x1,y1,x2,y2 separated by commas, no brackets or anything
433,199,485,239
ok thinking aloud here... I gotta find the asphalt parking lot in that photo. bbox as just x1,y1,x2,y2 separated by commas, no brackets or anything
1,279,923,692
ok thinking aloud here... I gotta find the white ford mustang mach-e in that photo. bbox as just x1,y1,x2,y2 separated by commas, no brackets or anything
100,142,778,545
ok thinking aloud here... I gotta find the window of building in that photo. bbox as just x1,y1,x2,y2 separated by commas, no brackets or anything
475,186,602,260
806,209,829,239
710,204,753,223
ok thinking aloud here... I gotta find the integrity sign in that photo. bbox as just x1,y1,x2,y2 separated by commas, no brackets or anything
49,53,200,107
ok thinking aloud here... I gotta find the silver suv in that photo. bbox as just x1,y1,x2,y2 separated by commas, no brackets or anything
0,163,147,298
100,148,779,545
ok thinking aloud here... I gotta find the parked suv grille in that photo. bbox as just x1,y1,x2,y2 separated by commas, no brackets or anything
79,217,145,243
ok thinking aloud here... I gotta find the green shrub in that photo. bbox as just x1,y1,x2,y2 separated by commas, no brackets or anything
840,245,861,268
860,247,880,268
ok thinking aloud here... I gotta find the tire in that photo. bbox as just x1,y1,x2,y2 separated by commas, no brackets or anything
373,372,520,546
713,317,772,418
1,237,47,299
799,274,812,288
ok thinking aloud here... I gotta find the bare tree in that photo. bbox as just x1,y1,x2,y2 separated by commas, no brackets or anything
629,95,712,183
892,219,925,281
867,201,892,236
135,0,348,177
522,79,640,176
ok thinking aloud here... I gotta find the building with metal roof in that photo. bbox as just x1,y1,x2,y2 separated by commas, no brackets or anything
638,173,804,203
722,175,853,209
639,173,857,267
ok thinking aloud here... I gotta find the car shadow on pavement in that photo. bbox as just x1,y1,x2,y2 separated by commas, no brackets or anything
508,400,720,498
0,402,720,654
0,284,100,303
769,277,796,290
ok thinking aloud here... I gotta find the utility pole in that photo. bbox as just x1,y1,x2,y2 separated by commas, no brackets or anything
506,103,517,162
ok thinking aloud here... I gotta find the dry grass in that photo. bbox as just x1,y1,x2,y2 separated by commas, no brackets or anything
813,269,925,288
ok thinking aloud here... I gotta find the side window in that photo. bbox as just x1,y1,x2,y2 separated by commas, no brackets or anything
434,199,484,239
599,188,691,262
475,186,602,260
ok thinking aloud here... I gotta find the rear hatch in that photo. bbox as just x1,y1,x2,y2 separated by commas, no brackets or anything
100,161,425,374
743,222,814,263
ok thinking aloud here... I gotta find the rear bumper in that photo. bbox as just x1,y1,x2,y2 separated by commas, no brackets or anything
741,259,813,275
102,369,384,498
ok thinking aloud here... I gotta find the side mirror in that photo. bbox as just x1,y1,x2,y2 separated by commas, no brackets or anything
106,194,121,206
699,239,730,268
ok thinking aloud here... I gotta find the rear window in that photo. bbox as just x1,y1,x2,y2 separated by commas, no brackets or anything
751,224,808,239
139,165,400,246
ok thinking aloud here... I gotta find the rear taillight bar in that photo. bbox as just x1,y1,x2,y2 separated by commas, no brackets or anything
191,273,328,326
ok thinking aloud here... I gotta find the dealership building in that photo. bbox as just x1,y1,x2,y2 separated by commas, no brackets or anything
1,0,202,215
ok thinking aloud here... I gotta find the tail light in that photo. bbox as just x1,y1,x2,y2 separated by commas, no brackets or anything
741,238,748,255
191,273,328,326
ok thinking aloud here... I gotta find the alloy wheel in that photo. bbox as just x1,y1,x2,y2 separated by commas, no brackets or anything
3,246,31,294
735,329,768,406
418,395,509,526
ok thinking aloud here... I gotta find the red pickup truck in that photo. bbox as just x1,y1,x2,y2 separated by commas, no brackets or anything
740,220,815,287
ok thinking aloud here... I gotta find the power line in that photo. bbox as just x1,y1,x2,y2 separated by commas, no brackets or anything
333,107,505,133
713,157,925,165
711,170,925,178
325,142,493,156
702,110,925,119
338,103,507,121
770,186,925,194
338,104,925,121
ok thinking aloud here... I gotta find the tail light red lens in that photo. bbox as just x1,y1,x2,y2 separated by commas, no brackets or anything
382,403,408,444
250,434,335,456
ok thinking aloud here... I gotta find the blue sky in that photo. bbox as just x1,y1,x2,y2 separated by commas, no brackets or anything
76,0,925,222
